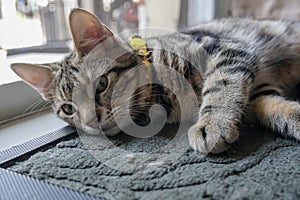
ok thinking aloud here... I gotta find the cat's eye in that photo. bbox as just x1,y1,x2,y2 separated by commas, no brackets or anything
61,103,76,116
96,76,108,93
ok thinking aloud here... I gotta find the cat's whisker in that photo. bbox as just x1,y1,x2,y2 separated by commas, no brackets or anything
120,88,149,96
113,90,171,105
118,85,163,99
114,103,172,116
113,116,147,122
111,106,121,113
114,114,149,122
22,99,44,115
114,111,161,123
113,109,147,116
126,85,163,98
35,102,52,116
128,93,171,104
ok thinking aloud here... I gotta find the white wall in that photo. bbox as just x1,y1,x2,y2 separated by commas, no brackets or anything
79,0,95,13
188,0,215,26
145,0,181,31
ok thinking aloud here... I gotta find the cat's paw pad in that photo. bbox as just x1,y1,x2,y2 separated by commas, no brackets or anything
188,119,239,154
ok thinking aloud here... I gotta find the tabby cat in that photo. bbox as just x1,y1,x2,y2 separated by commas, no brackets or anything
11,8,300,154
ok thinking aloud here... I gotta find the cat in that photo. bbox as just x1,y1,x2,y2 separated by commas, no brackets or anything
11,8,300,154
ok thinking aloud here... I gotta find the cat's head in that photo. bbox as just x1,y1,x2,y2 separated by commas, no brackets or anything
11,8,151,136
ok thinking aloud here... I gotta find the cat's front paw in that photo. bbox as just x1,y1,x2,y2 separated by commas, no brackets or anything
188,117,239,154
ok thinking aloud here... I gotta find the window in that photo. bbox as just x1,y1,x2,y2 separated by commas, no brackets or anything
0,0,232,150
0,0,76,124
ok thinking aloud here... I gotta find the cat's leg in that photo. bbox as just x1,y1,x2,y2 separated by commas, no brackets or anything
248,95,300,140
188,40,258,154
188,69,253,154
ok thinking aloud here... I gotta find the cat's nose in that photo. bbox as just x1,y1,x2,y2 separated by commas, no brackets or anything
87,118,99,129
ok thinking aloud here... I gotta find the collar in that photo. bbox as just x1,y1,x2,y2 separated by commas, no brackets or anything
128,35,152,102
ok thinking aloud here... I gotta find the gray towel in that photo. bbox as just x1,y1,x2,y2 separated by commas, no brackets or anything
8,125,300,199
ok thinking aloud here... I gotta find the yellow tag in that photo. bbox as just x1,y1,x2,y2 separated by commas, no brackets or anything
128,35,148,56
128,35,152,101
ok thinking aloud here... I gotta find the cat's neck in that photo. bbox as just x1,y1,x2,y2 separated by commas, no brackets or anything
146,33,206,73
142,34,204,122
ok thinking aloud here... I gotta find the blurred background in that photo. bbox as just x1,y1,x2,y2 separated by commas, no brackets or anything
1,0,300,85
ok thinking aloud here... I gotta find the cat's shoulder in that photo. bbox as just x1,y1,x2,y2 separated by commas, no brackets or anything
181,17,298,40
183,17,295,31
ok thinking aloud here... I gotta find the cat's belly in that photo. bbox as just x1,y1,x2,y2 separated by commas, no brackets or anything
254,63,300,99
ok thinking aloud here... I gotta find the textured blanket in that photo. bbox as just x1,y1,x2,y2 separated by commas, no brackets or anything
8,125,300,199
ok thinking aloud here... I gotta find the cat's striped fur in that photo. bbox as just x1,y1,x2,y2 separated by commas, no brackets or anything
11,9,300,154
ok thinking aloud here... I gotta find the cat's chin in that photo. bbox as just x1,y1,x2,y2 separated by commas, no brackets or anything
101,126,121,136
81,126,102,135
80,125,121,136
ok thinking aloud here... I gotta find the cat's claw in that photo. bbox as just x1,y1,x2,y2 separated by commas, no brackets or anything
188,118,239,154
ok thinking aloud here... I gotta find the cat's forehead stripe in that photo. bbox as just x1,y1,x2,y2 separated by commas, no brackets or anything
55,54,82,100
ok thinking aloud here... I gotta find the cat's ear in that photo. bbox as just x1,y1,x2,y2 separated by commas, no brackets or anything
69,8,113,55
11,63,53,100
